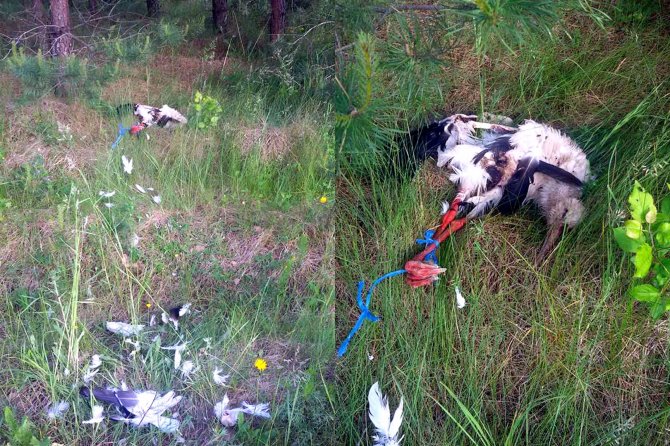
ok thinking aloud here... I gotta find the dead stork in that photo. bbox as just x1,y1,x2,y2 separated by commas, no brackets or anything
130,104,188,135
406,114,589,284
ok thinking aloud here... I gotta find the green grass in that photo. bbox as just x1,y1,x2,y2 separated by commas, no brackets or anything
334,6,670,446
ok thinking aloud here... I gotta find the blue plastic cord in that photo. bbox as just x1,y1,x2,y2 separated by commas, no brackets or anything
416,229,440,264
337,269,407,357
111,123,131,149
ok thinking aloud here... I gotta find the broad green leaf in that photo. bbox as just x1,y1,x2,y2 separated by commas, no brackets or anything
656,223,670,247
649,300,667,319
630,284,660,302
624,219,643,239
633,242,653,278
653,258,670,287
628,181,656,223
661,196,670,215
613,227,642,253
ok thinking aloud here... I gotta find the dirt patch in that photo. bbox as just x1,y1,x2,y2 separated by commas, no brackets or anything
5,380,50,420
150,54,234,89
239,122,315,161
3,98,105,171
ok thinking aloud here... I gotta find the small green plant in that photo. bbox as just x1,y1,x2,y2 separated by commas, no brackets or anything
5,45,55,98
613,181,670,318
0,407,51,446
100,34,153,63
190,90,222,130
0,194,11,222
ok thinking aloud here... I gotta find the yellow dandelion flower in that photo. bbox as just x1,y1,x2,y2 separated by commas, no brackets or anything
254,358,268,372
145,302,152,309
319,195,328,204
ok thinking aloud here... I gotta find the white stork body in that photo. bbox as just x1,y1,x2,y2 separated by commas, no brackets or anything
131,104,187,134
431,115,590,259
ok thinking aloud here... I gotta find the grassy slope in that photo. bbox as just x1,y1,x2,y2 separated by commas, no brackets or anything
335,6,670,446
0,4,335,444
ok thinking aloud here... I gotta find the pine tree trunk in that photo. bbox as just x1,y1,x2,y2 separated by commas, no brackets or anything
212,0,228,33
50,0,72,57
146,0,160,17
269,0,286,42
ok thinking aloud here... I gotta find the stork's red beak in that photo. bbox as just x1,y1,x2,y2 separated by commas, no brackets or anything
130,124,144,135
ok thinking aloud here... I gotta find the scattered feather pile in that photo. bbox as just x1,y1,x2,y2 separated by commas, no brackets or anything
214,394,271,427
80,387,182,434
368,382,403,446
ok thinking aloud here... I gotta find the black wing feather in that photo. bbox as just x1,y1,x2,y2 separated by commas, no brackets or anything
497,157,539,215
536,161,583,187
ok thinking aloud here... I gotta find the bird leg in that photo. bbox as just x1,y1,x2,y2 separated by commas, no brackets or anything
470,121,517,133
405,217,468,287
537,223,565,264
440,194,463,229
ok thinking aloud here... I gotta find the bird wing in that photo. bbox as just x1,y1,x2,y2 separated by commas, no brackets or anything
159,105,188,124
497,156,540,215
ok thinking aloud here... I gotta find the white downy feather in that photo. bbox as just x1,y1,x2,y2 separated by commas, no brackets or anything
83,354,102,384
214,394,271,427
368,382,403,446
46,401,70,419
455,286,466,309
82,405,104,425
106,322,144,336
121,155,133,175
162,342,188,369
212,368,230,386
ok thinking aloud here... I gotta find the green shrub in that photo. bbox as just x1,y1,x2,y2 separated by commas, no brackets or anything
613,182,670,318
190,90,222,130
100,33,153,63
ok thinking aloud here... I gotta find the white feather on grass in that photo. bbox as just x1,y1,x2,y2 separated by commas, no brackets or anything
98,190,116,198
82,405,104,425
455,286,466,309
368,382,403,446
162,342,188,369
83,354,102,384
106,322,144,336
214,394,271,427
212,368,230,386
121,155,133,175
46,401,70,419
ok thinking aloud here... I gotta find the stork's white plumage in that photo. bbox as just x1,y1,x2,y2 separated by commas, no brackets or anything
130,103,187,135
424,114,590,260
